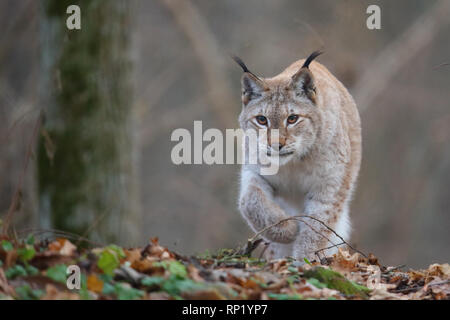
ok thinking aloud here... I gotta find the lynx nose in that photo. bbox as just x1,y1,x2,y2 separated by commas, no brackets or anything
271,142,284,151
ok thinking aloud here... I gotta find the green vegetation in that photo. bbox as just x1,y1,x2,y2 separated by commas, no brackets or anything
304,267,371,298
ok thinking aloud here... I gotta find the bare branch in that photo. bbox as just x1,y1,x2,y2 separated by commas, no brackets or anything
353,1,450,112
247,215,367,258
159,0,236,128
315,242,346,256
15,227,105,248
2,111,42,235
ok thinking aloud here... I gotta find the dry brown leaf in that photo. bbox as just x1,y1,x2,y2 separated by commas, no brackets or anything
182,288,226,300
427,263,450,279
187,264,204,282
125,248,162,274
367,253,380,266
370,288,408,300
41,284,79,300
30,253,74,269
366,265,396,291
407,289,429,300
52,238,76,256
270,259,287,272
423,277,450,300
147,291,171,300
140,238,175,260
87,274,104,293
260,292,270,300
48,238,76,256
408,269,426,283
0,249,18,268
388,273,406,284
241,278,260,290
59,240,77,256
332,248,361,271
366,265,381,290
0,268,14,296
47,238,63,252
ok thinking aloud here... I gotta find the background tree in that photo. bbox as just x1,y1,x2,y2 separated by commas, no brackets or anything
37,0,140,244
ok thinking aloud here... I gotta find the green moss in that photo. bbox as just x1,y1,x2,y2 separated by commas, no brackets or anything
303,267,370,298
267,293,303,300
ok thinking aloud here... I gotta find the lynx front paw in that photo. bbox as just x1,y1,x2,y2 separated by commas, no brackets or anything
264,219,299,244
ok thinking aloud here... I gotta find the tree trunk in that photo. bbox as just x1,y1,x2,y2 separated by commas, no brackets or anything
38,0,140,244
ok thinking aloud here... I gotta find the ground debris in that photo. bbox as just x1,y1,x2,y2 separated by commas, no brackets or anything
0,236,448,300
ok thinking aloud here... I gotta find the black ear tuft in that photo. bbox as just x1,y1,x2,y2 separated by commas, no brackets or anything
233,55,266,105
301,50,324,69
232,55,250,73
232,55,261,80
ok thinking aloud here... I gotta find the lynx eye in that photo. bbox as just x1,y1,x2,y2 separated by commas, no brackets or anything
287,115,299,125
255,115,268,126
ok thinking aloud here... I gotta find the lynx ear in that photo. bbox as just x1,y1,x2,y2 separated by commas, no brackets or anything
290,50,323,103
291,67,316,102
241,73,265,105
232,55,265,105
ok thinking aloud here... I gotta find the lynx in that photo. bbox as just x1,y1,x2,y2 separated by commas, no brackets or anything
234,51,362,261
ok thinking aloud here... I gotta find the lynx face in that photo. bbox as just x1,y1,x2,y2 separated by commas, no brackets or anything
238,67,319,166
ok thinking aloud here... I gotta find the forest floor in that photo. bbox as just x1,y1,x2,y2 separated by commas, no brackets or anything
0,235,449,300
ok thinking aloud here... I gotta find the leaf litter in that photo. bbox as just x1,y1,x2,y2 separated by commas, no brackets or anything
0,235,448,300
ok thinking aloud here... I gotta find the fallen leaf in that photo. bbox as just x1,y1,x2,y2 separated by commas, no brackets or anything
41,284,79,300
48,238,77,257
187,264,204,282
427,263,450,280
0,268,14,296
332,248,360,271
87,274,104,293
370,288,408,300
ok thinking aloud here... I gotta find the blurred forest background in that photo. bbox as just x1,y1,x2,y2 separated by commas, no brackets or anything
0,0,449,268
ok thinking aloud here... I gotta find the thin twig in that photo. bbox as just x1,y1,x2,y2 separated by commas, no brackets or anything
159,0,235,128
16,227,105,248
428,279,450,287
2,107,40,144
384,264,407,273
248,215,367,258
76,209,109,247
302,219,336,247
390,280,450,294
2,111,42,235
353,0,450,112
258,242,270,260
315,242,346,255
433,62,450,69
